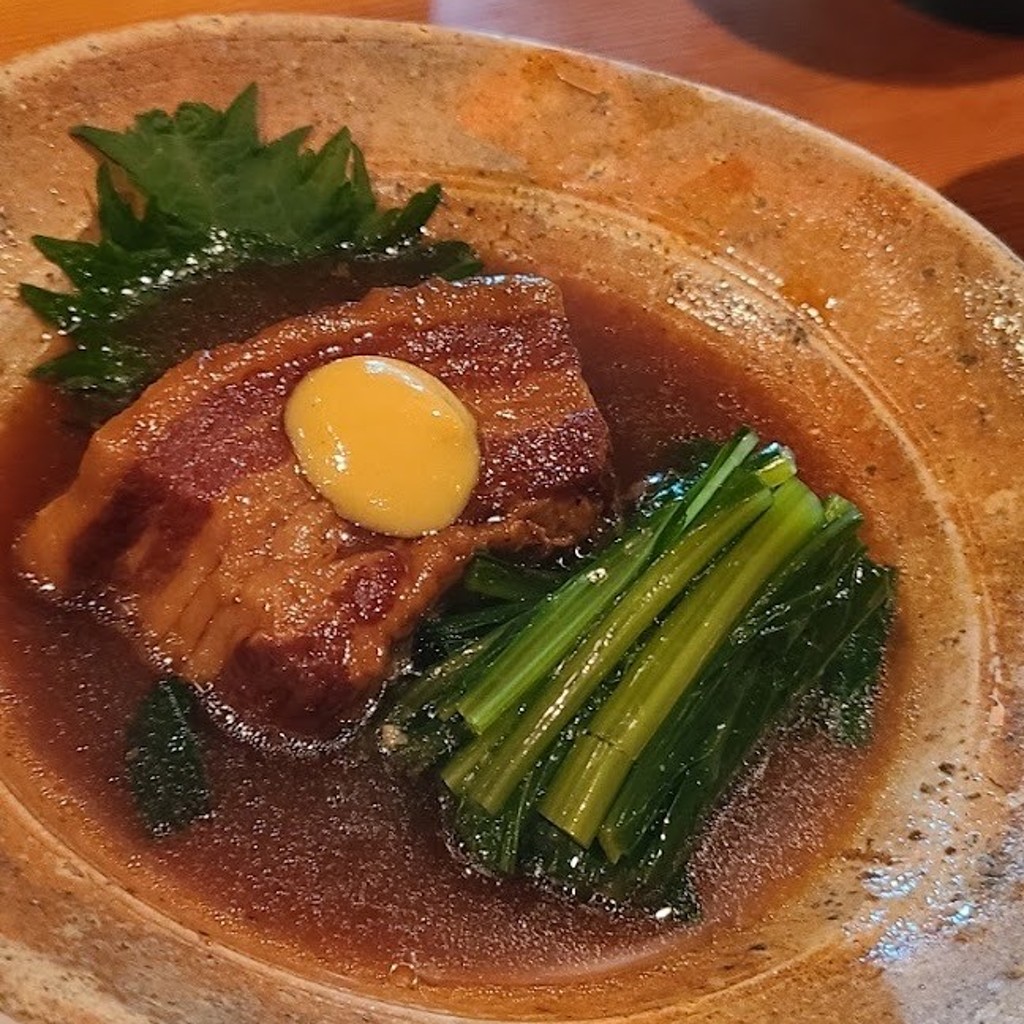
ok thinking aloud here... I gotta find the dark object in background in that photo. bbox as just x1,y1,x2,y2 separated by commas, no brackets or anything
903,0,1024,34
691,0,1024,84
942,155,1024,258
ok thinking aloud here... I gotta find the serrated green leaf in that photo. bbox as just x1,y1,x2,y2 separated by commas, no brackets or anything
73,87,263,233
20,282,78,326
26,84,481,418
96,165,146,249
72,87,383,248
31,236,102,289
357,184,442,248
349,143,374,207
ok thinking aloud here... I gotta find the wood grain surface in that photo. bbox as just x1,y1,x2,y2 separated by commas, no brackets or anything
2,0,1022,254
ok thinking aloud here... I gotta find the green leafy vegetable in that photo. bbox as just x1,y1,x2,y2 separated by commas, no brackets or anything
542,475,824,847
22,85,481,418
125,676,210,836
461,555,565,605
813,562,895,745
411,554,567,668
452,504,679,735
458,467,773,816
380,431,896,916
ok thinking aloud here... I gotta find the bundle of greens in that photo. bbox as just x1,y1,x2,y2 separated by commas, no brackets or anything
382,429,895,918
22,85,480,421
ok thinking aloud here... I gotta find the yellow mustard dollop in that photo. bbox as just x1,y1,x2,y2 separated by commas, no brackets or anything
284,356,480,538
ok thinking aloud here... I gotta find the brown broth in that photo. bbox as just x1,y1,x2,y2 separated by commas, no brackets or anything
0,277,885,987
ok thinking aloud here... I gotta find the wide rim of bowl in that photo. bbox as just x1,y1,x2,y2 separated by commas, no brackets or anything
4,12,1022,276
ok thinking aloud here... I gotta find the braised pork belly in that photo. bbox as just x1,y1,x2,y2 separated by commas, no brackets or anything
18,276,613,741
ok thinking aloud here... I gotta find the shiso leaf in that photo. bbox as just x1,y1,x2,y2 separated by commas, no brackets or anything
22,85,481,419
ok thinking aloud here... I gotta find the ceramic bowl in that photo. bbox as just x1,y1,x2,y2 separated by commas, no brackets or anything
0,15,1022,1023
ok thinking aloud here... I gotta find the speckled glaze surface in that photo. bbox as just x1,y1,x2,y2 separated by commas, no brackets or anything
0,15,1022,1024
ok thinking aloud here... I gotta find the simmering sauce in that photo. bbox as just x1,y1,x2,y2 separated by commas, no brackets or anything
0,275,888,987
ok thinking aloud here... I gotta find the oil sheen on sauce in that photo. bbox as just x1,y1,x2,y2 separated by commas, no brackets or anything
0,277,887,988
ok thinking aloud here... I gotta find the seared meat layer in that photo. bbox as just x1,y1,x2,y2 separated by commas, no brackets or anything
18,276,613,742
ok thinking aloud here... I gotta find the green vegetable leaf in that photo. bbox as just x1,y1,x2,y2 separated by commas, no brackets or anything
126,676,210,836
382,433,897,918
814,562,896,745
22,85,482,419
73,86,389,249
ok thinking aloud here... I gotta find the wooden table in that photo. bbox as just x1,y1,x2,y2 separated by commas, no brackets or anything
2,0,1022,255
